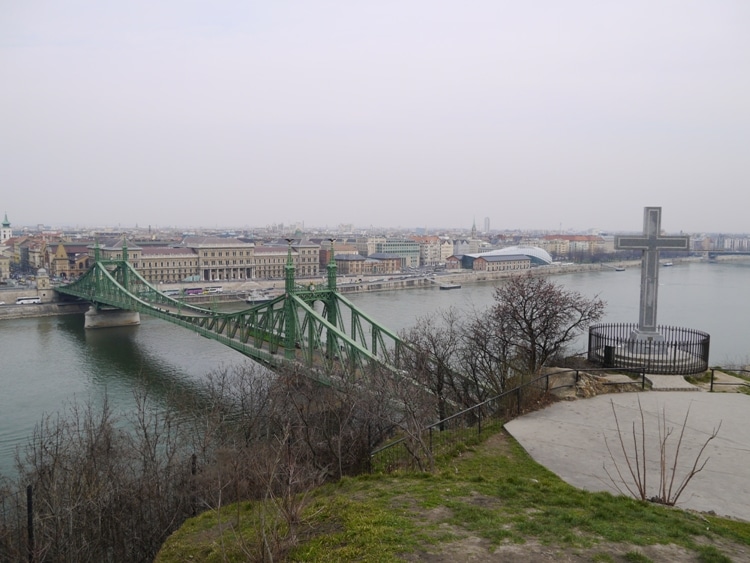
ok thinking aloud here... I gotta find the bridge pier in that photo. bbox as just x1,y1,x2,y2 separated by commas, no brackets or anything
84,306,141,329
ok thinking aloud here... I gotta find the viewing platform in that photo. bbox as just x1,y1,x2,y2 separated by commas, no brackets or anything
588,323,710,375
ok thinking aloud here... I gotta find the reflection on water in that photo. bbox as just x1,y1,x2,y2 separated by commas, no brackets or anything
346,261,750,362
1,260,748,477
0,314,253,476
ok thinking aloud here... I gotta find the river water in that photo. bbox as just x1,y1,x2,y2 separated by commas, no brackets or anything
1,260,748,476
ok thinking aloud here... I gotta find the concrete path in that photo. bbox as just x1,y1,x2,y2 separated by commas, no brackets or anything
646,374,700,391
505,392,750,521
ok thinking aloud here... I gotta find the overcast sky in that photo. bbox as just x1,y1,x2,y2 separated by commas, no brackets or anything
2,1,749,233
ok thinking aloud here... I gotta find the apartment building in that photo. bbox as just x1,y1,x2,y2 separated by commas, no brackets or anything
409,235,442,266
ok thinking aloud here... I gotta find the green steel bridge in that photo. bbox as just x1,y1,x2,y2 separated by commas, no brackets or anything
56,242,408,380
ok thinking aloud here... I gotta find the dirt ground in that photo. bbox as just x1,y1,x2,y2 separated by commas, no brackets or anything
405,537,748,563
403,415,749,562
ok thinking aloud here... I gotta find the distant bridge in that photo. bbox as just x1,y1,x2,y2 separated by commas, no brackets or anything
56,242,408,380
705,250,750,260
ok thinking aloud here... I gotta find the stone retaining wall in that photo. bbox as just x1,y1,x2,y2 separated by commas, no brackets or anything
0,302,89,320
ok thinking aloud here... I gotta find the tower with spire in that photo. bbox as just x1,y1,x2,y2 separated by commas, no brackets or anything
1,213,12,243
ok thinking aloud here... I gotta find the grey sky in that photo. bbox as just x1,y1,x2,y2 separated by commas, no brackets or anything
2,1,749,233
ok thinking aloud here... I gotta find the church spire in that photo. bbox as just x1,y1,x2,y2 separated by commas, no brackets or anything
0,212,11,243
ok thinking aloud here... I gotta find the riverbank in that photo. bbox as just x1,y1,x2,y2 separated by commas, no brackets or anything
0,301,89,320
0,257,696,320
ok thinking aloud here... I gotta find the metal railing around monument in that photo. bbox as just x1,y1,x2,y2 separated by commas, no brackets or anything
370,367,645,474
588,323,710,375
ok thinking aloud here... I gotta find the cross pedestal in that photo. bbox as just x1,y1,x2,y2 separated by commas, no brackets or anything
615,207,689,342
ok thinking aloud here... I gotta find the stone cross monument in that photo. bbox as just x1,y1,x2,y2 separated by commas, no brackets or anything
615,207,690,341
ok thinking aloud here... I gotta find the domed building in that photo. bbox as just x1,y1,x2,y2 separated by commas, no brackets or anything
447,245,553,272
481,246,553,266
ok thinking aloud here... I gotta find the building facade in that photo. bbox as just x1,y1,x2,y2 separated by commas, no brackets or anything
472,254,530,272
410,235,442,266
374,239,420,269
50,243,93,280
182,237,256,281
135,246,201,284
0,251,9,280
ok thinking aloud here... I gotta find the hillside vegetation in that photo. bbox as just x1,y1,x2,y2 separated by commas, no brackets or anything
157,428,750,562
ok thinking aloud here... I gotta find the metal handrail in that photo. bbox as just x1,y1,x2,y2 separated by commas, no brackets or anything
710,368,750,392
370,366,645,464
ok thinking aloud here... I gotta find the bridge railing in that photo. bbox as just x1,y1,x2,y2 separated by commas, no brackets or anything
370,367,645,473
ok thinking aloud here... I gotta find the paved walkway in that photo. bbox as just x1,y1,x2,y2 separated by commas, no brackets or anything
505,391,750,521
645,374,701,391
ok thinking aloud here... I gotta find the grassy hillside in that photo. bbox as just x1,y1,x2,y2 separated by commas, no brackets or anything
156,429,749,562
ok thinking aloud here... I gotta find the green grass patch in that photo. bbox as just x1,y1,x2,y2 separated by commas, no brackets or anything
157,428,750,562
624,551,653,562
685,371,712,384
696,544,733,563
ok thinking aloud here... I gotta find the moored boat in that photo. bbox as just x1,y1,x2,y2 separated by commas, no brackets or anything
245,290,274,304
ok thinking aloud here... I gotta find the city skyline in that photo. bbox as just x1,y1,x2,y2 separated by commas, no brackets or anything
3,214,750,238
2,2,749,233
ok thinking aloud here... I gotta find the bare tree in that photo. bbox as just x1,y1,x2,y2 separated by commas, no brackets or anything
366,363,439,472
400,308,476,419
459,308,514,396
0,357,452,561
490,273,605,375
604,398,721,506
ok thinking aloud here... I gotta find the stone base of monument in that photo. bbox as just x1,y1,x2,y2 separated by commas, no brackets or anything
84,306,141,329
628,329,665,343
595,344,696,373
588,323,710,375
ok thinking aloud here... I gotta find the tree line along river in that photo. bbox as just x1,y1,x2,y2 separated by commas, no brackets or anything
1,259,748,477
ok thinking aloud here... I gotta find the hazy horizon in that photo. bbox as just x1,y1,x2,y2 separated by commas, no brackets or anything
5,217,747,237
3,2,749,233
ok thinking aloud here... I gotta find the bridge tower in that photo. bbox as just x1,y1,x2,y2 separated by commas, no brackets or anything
84,239,141,328
326,238,338,359
121,239,130,291
283,239,297,360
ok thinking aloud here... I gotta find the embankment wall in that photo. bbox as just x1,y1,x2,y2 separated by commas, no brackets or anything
0,302,89,320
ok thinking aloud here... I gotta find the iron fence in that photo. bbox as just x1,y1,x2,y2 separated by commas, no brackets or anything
370,367,645,473
588,323,710,375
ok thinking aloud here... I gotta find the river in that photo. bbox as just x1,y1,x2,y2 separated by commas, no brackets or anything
1,260,748,476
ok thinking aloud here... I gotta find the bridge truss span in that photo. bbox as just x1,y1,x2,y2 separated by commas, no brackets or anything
56,244,408,379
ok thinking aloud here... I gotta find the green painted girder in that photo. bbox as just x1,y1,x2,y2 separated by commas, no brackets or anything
57,261,408,378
